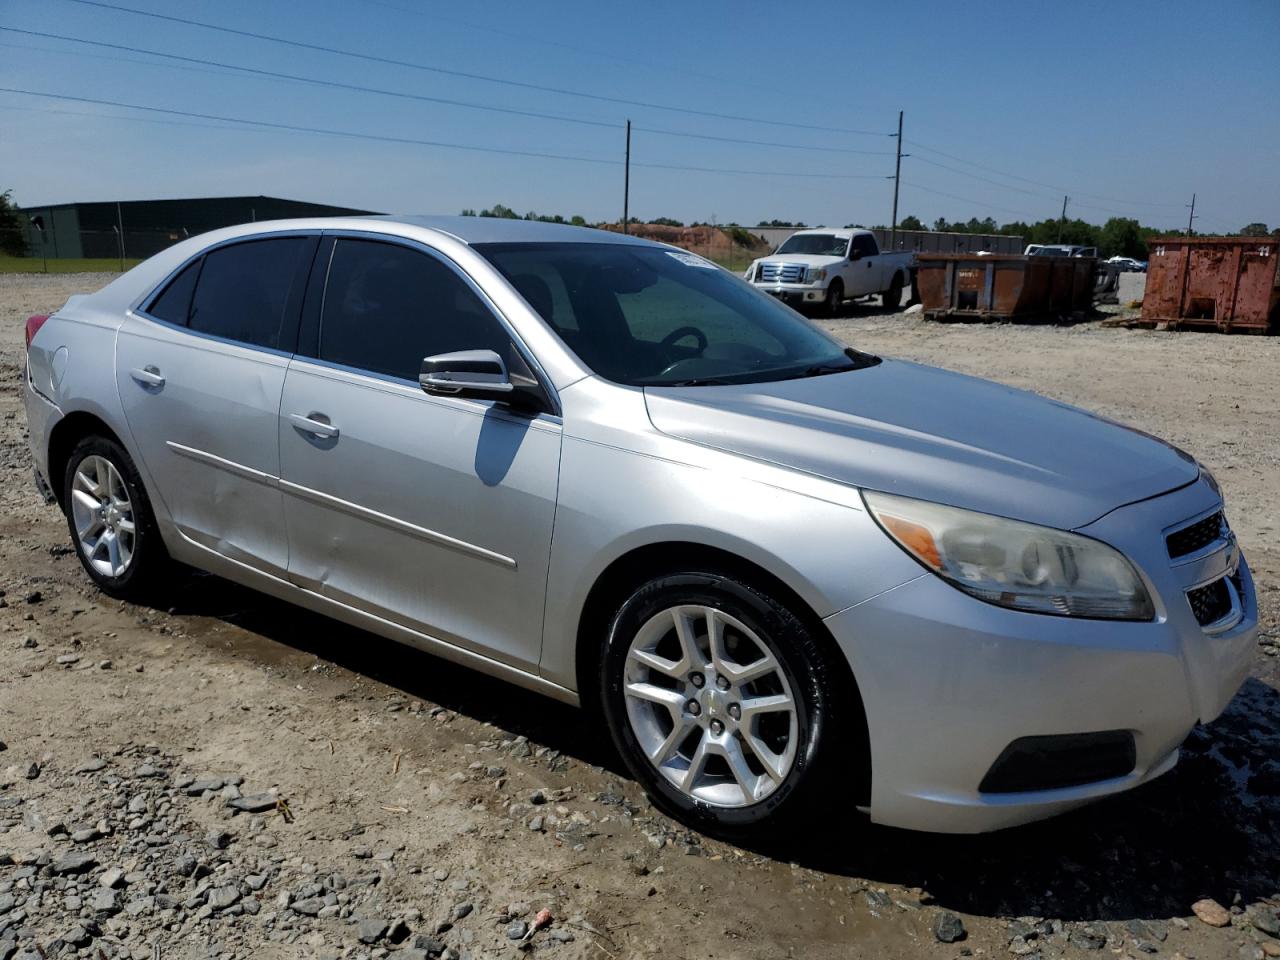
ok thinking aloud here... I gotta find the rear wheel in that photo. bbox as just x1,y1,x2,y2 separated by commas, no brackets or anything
63,435,171,601
883,272,904,310
600,571,855,836
825,279,845,317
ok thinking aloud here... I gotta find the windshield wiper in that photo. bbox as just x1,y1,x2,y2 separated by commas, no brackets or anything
665,377,733,387
792,349,882,380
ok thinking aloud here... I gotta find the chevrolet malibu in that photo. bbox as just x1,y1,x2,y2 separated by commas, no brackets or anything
23,216,1256,835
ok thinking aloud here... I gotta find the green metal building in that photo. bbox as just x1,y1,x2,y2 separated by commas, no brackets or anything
23,195,377,260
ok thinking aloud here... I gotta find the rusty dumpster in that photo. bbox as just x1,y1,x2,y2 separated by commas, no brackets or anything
1141,236,1280,333
915,254,1097,321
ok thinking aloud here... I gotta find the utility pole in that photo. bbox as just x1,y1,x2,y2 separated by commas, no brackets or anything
1185,192,1197,236
890,110,903,250
1057,195,1069,242
622,119,631,235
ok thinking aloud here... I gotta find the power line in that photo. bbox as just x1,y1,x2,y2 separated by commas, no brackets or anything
633,125,894,156
59,0,892,137
355,0,788,97
909,153,1168,222
900,182,1047,222
0,28,896,158
0,87,891,181
0,27,618,132
905,138,1186,210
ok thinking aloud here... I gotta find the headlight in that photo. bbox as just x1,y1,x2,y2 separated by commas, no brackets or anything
863,491,1154,620
806,267,827,283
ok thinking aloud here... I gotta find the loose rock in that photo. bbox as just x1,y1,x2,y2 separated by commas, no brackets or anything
1192,898,1232,927
934,912,967,943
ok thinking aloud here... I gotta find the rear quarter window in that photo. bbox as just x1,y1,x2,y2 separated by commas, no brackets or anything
145,258,202,325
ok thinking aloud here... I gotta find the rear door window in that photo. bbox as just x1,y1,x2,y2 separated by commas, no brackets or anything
317,238,512,382
187,237,312,351
851,234,878,258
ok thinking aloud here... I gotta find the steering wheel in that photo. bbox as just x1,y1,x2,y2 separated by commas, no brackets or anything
660,325,708,355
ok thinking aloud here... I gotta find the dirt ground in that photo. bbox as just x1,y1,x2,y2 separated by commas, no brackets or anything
1,272,1277,960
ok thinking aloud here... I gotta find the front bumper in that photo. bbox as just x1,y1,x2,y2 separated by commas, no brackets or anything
826,476,1257,833
751,281,827,304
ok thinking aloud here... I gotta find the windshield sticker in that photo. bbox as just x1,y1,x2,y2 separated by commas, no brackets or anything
665,251,716,269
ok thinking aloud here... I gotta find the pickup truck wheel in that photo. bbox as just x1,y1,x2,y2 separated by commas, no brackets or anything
825,279,844,317
883,272,904,310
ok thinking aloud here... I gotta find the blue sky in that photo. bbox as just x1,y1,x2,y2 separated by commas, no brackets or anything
1,0,1277,232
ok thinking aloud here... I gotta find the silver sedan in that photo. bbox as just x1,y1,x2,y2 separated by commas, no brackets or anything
23,216,1256,835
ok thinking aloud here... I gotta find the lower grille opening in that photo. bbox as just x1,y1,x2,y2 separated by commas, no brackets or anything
1187,577,1232,626
979,731,1136,794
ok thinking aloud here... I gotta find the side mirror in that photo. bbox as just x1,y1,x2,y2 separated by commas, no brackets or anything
419,349,514,401
848,248,862,261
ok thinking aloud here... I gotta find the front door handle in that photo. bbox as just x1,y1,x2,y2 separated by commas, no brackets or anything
130,365,165,388
289,413,340,439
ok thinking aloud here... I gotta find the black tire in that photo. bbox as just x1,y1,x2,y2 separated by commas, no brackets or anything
825,279,845,318
883,272,904,310
62,434,171,602
600,571,855,837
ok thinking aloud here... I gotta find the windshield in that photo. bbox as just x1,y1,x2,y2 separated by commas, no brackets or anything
775,234,849,257
476,242,874,387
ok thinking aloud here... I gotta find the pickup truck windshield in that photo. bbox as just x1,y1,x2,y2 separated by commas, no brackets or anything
476,242,875,387
775,234,849,257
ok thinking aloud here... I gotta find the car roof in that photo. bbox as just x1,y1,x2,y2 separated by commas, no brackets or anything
361,214,660,246
790,227,869,238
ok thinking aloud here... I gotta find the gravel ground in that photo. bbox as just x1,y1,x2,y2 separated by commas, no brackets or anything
1,272,1278,960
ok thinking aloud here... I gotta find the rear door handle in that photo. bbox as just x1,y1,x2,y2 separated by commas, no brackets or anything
288,413,340,439
129,365,165,387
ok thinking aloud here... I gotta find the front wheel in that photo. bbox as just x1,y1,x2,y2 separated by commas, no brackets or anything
600,572,853,835
63,435,172,601
824,279,845,317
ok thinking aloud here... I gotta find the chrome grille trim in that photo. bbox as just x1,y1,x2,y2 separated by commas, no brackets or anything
757,262,807,283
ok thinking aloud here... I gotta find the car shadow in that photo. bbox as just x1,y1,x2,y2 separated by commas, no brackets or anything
159,571,623,773
156,572,1277,925
825,295,914,319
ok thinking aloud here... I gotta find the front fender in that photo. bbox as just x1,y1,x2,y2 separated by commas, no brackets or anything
538,421,922,691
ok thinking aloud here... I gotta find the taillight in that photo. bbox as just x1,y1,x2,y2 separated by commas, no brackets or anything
24,314,49,350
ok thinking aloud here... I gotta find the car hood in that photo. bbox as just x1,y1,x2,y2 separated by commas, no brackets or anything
756,254,846,269
643,359,1199,530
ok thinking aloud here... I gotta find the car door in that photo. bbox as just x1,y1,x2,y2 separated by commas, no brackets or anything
115,234,317,577
847,234,881,296
277,235,561,673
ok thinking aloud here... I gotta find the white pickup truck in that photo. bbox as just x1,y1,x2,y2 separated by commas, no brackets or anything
746,228,915,314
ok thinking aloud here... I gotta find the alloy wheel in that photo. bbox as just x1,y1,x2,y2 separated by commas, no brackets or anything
70,454,136,578
622,604,799,807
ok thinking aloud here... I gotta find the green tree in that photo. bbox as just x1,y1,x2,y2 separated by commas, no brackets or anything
897,215,924,231
0,190,28,256
650,217,684,227
569,215,587,227
1098,217,1147,259
1239,222,1269,237
479,204,520,219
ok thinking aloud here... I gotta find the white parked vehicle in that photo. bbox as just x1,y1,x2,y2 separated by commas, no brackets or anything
1107,256,1143,272
1025,244,1098,258
746,228,914,315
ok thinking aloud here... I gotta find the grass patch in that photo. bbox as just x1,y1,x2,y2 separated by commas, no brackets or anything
0,256,141,274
